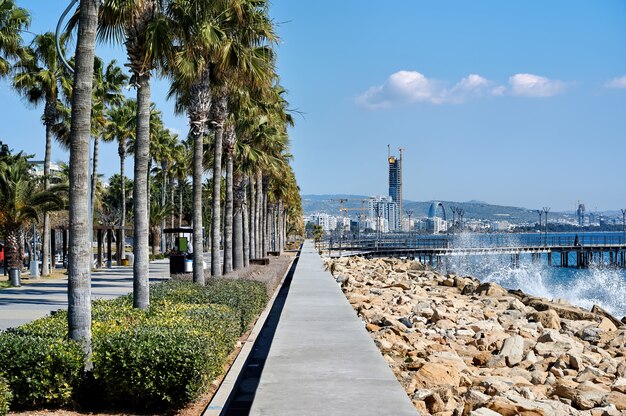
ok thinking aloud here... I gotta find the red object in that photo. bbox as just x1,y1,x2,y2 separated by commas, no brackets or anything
0,244,4,263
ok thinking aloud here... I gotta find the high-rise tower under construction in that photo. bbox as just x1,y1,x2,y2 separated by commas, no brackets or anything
388,145,403,230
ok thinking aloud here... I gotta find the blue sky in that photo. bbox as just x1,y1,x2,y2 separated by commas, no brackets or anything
1,1,625,212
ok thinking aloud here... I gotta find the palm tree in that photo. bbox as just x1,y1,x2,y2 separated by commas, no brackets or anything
0,0,29,78
12,32,70,276
66,0,101,357
0,157,64,275
90,58,127,218
98,0,172,309
103,99,136,261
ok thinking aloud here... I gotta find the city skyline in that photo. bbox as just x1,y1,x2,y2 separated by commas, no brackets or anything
0,1,624,211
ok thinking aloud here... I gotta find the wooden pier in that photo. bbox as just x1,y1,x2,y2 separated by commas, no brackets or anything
326,234,626,269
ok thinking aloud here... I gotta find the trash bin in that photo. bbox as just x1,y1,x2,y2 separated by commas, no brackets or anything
9,268,20,287
184,259,193,273
127,253,134,266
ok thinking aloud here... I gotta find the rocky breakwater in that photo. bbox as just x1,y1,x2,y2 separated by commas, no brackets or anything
326,256,626,416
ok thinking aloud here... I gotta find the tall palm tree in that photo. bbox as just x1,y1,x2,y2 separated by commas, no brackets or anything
12,32,69,276
0,0,29,77
90,58,127,217
166,0,228,283
67,0,101,359
98,0,172,309
103,98,136,261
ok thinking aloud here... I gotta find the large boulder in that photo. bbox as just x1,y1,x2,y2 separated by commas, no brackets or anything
528,309,561,329
526,298,599,321
412,362,461,389
474,282,508,297
498,335,525,367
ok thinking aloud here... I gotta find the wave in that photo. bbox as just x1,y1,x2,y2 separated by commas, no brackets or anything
446,232,626,318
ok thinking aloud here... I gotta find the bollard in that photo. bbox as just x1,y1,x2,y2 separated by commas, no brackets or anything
9,268,20,287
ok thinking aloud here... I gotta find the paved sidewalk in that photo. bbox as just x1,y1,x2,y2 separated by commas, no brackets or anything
249,241,417,415
0,260,171,330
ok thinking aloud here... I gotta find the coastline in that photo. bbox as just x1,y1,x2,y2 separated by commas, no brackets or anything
326,256,626,415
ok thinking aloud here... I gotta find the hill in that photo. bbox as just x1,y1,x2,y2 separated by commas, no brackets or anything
301,194,546,223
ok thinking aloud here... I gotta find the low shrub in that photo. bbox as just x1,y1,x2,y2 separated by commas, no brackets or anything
0,331,84,409
152,279,268,333
0,375,12,416
205,279,268,333
92,303,239,410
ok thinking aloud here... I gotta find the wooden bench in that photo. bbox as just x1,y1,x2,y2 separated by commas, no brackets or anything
250,258,270,265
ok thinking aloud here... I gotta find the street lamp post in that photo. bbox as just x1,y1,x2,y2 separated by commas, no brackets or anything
542,207,550,246
405,210,413,247
621,208,626,244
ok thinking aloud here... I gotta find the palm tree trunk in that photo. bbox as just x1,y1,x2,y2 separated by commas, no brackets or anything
255,168,262,258
41,121,53,276
119,146,126,262
169,175,175,247
188,69,211,284
242,175,249,267
210,94,228,277
248,174,255,260
178,178,183,227
232,174,244,270
91,136,99,219
160,161,166,253
5,226,21,270
67,0,99,359
133,74,151,310
223,129,234,274
262,176,269,257
191,129,204,283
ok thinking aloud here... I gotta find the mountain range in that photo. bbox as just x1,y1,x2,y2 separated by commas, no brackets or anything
301,194,560,224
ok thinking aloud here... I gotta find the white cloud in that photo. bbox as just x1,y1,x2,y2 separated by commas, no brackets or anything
605,75,626,89
508,73,565,97
356,71,498,108
357,71,568,108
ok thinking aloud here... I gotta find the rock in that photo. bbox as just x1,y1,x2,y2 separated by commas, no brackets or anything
498,335,525,367
598,317,618,332
366,323,381,332
473,351,493,366
398,317,413,328
612,377,626,394
412,362,460,388
474,282,508,297
465,389,491,406
574,381,609,410
526,298,599,321
569,353,584,371
604,391,626,410
487,397,546,416
578,326,603,343
529,309,561,329
591,304,623,329
424,392,446,413
471,408,502,416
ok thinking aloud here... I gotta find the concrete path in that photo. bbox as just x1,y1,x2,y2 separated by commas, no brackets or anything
249,241,417,416
0,260,172,330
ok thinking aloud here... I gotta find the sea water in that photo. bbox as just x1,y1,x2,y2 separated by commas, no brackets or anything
441,232,626,319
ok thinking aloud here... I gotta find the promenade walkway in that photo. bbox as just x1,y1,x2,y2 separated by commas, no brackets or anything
248,240,416,415
0,260,171,330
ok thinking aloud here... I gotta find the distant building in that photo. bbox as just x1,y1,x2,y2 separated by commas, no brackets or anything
29,160,62,177
427,201,448,234
388,146,403,230
491,220,511,232
367,195,398,232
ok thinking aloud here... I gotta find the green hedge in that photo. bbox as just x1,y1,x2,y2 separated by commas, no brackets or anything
92,303,238,410
0,331,84,408
154,279,269,333
0,375,11,416
0,278,267,412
